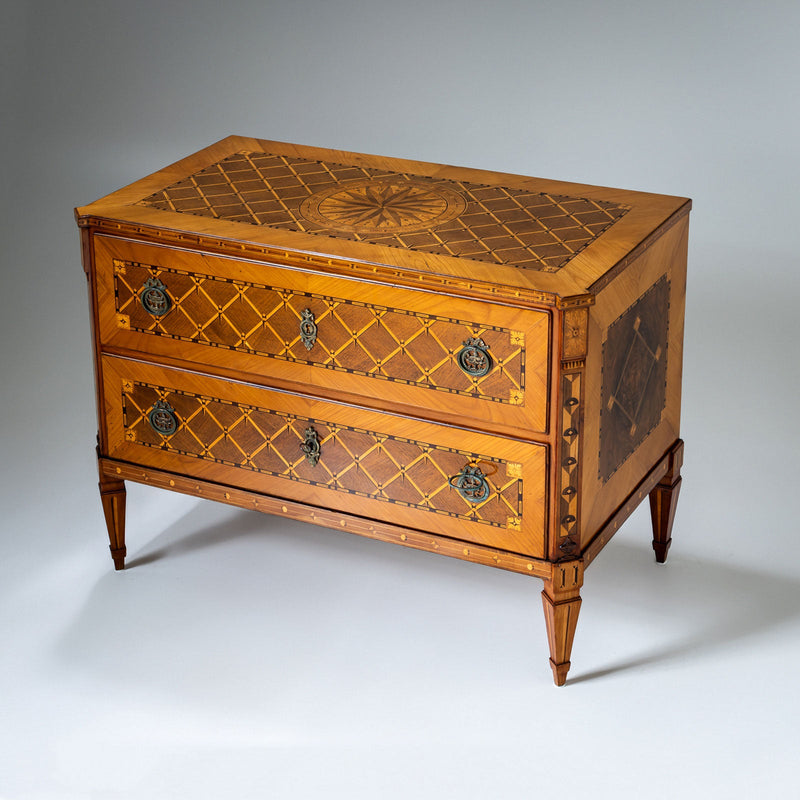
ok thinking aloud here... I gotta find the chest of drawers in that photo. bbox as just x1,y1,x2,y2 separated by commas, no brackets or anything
76,136,689,684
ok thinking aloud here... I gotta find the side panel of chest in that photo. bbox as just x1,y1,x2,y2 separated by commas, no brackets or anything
579,216,688,545
93,235,551,439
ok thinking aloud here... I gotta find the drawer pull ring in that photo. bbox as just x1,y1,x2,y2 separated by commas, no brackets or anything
300,309,318,351
450,463,491,504
457,337,492,377
148,400,178,436
300,426,321,466
140,277,172,317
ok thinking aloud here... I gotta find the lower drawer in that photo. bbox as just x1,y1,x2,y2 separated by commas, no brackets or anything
100,356,548,557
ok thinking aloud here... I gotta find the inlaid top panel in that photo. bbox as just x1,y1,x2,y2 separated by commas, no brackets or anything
138,151,629,273
76,136,691,299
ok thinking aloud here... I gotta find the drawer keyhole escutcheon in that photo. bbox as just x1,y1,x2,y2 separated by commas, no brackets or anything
300,309,318,351
457,337,492,377
450,463,491,504
139,277,172,316
300,426,321,466
148,400,178,436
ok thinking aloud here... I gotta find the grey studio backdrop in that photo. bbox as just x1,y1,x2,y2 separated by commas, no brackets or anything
2,1,798,797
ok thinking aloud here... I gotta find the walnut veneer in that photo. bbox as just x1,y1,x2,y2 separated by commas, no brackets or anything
77,135,690,685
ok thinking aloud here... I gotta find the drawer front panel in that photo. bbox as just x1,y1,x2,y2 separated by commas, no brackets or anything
101,357,547,556
95,236,550,435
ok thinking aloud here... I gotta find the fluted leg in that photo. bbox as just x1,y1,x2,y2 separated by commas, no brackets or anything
649,439,683,564
99,473,127,570
541,561,584,686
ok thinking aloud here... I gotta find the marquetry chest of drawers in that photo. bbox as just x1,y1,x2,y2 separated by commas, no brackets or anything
76,136,689,685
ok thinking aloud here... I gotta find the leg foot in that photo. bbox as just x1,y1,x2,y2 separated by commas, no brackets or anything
99,473,127,570
649,440,683,564
541,561,583,686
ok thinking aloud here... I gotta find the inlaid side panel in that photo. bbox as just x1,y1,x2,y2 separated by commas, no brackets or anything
599,276,669,482
580,216,688,543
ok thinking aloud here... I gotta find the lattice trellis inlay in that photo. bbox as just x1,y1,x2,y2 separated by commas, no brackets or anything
122,381,523,528
138,152,629,272
113,259,526,404
599,276,670,482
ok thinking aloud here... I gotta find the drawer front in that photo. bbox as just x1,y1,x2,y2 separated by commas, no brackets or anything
101,356,547,557
94,236,550,436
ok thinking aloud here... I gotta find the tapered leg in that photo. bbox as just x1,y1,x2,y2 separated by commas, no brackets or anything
649,439,683,564
99,473,127,570
541,561,584,686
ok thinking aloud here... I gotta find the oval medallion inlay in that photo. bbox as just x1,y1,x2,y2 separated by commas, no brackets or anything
300,178,467,234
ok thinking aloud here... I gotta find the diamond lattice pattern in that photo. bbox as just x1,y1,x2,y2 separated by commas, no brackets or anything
115,260,525,404
123,382,523,527
138,152,629,272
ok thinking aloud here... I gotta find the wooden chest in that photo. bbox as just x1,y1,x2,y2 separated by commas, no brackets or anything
76,136,690,684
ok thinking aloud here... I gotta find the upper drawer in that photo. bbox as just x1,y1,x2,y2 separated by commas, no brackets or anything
93,235,551,436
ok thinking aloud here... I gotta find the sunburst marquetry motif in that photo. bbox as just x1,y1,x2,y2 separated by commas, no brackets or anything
300,178,467,234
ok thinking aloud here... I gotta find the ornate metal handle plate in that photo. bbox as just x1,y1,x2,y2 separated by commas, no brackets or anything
140,277,172,316
300,426,321,466
457,337,492,377
450,463,491,504
300,309,318,351
148,400,178,436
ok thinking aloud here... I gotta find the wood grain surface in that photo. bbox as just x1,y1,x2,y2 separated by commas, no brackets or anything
101,355,547,557
94,235,551,438
78,136,690,685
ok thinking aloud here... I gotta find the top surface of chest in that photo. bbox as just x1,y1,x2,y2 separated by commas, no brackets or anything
76,136,690,303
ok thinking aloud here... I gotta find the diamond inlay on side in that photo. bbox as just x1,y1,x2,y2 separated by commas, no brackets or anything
599,276,670,481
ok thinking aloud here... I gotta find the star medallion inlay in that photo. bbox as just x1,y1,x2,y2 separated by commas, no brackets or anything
300,178,468,234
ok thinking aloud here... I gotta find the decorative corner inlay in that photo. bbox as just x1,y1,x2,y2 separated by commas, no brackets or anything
113,259,126,275
562,307,589,362
116,314,130,329
507,517,521,530
122,379,134,394
506,462,523,479
509,389,524,405
510,330,525,346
